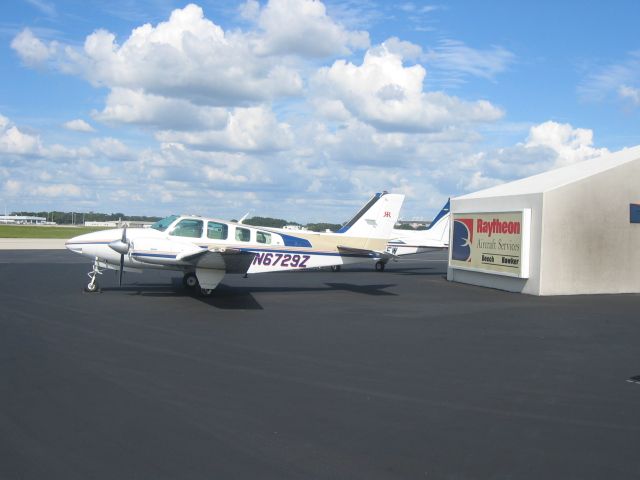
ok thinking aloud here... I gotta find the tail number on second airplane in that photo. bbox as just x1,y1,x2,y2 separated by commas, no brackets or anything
252,253,310,268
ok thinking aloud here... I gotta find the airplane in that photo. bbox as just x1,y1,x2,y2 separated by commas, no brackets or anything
373,199,450,271
64,192,404,295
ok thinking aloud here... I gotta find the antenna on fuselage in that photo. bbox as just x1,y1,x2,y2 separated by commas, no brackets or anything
238,210,252,224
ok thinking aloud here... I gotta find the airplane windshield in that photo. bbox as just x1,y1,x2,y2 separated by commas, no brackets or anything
150,215,179,232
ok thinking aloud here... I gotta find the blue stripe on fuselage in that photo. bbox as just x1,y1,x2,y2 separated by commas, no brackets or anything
239,247,374,258
131,253,177,259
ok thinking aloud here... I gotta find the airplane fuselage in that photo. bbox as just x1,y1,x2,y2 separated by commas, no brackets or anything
66,215,387,275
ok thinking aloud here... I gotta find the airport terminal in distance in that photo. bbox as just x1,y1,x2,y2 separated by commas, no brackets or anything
1,146,640,479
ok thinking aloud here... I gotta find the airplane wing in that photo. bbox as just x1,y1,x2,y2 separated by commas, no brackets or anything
337,245,394,259
179,248,257,290
178,248,256,274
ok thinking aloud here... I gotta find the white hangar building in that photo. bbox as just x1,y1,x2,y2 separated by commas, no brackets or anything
447,145,640,295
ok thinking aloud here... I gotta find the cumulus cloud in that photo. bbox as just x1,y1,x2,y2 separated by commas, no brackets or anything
313,42,503,132
3,180,22,196
383,37,423,61
63,119,95,132
11,28,56,66
18,4,303,106
90,137,134,161
33,183,84,197
0,113,112,162
249,0,369,57
203,166,248,183
93,88,228,130
456,121,609,192
156,106,293,152
524,121,608,167
0,116,43,155
8,2,592,221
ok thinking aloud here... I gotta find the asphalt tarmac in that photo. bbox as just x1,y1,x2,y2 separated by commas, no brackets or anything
1,250,640,480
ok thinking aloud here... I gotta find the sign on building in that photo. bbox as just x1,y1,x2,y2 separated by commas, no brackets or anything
449,210,531,278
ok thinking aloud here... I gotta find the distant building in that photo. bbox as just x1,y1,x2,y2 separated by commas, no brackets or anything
0,215,48,225
85,221,119,227
85,220,153,228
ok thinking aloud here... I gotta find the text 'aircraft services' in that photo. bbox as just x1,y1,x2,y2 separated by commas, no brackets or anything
65,192,404,295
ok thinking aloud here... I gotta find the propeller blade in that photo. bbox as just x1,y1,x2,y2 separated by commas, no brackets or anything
109,225,131,255
120,225,128,286
119,253,124,286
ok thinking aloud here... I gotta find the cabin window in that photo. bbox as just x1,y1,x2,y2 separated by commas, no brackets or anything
170,219,203,238
150,215,179,232
207,221,228,240
235,227,250,242
256,231,271,244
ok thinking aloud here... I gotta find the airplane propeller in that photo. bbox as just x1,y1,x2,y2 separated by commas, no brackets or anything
108,226,130,286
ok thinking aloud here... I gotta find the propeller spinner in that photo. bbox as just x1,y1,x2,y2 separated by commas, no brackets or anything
108,226,130,286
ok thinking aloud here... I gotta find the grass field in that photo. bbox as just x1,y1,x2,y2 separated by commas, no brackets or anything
0,225,109,239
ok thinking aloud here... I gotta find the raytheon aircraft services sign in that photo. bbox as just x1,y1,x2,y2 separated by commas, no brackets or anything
449,210,531,278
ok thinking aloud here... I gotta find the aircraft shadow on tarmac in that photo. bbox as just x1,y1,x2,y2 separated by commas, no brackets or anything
386,266,447,277
326,263,446,278
98,279,398,310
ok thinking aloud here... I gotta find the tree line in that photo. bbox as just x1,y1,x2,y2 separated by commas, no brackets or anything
11,211,161,225
11,211,425,231
10,211,344,231
236,216,342,232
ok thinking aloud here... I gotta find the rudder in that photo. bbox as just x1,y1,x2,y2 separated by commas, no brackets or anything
337,192,405,239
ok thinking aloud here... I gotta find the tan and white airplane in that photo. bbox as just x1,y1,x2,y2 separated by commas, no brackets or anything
65,192,404,295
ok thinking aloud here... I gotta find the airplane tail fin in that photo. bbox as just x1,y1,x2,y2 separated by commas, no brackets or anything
337,192,405,239
424,198,450,244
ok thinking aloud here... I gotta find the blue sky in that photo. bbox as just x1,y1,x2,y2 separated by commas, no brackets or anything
1,0,639,222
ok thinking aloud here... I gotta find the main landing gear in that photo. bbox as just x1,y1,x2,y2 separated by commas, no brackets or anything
183,272,199,289
85,258,103,292
183,272,213,297
375,260,386,272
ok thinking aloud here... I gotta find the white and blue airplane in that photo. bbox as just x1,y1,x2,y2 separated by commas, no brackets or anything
65,192,404,295
374,199,450,271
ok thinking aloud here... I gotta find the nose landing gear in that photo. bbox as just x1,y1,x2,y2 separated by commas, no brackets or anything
85,258,103,292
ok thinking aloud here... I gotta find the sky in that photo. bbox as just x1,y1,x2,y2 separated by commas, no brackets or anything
1,0,639,223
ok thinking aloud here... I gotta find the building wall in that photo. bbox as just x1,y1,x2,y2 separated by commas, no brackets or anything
540,160,640,294
447,193,544,294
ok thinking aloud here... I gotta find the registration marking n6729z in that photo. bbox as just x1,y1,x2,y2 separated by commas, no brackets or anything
251,252,310,268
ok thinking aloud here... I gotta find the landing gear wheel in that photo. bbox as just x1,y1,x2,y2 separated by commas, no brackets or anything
375,261,386,272
183,272,199,289
200,288,213,297
85,257,103,292
331,265,342,272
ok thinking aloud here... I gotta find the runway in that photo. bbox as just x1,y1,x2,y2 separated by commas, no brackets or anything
1,250,640,479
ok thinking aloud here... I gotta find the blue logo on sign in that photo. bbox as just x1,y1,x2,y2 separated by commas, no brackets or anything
452,219,473,262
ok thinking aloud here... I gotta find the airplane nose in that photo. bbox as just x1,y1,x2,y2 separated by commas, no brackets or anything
65,234,85,253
